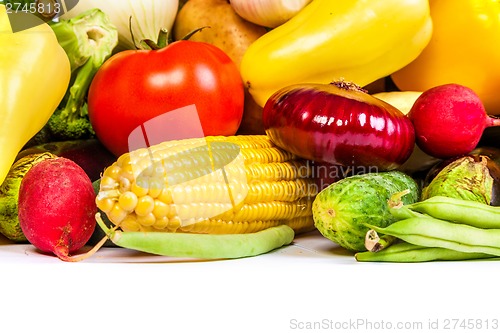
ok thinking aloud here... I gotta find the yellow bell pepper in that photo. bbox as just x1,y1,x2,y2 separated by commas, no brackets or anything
0,5,70,184
240,0,433,107
391,0,500,115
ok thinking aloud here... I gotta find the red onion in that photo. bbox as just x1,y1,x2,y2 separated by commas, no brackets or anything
263,82,415,171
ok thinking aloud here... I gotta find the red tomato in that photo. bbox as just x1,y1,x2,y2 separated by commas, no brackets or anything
87,40,244,156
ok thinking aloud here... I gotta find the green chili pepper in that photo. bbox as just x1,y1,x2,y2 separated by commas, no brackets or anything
96,213,295,259
355,241,495,262
367,217,500,256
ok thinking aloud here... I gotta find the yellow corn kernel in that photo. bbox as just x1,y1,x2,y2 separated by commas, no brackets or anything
244,178,317,203
100,175,117,191
157,187,174,204
174,216,315,234
167,216,182,231
153,216,169,230
147,178,164,198
120,215,141,232
286,216,315,234
167,204,179,219
118,163,135,183
137,213,156,227
108,203,128,224
130,181,149,198
95,196,115,214
135,195,155,216
116,152,131,168
152,199,170,219
96,135,319,234
104,165,122,180
118,192,138,212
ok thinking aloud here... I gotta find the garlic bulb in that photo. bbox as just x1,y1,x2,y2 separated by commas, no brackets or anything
61,0,179,51
229,0,311,28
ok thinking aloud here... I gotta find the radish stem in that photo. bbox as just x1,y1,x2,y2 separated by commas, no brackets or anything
52,213,117,262
486,115,500,127
59,234,109,262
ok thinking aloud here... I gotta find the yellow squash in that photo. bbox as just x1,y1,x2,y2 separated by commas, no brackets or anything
391,0,500,115
0,5,70,184
240,0,433,107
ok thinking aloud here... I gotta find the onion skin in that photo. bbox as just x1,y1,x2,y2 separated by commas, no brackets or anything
263,83,415,171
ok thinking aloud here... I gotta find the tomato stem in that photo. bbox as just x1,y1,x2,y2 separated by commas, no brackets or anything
180,26,211,41
157,28,169,48
128,15,173,50
132,25,211,51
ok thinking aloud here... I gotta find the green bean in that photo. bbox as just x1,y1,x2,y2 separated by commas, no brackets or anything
367,216,500,256
355,242,496,262
403,195,500,228
96,213,295,259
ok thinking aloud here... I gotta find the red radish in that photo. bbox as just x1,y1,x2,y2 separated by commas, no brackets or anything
408,83,500,159
263,81,415,171
18,157,97,261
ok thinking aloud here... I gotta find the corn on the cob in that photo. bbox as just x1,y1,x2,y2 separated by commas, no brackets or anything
96,135,319,234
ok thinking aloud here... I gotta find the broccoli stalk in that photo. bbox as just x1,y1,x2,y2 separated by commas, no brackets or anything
46,8,118,141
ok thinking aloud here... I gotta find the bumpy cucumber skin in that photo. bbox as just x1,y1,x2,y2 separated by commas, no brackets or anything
312,171,419,252
0,176,26,241
0,153,56,241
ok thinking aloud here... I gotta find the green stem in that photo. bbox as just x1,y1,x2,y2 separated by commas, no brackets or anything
157,28,169,48
62,56,99,120
387,189,426,220
180,26,211,41
96,212,114,238
387,189,410,209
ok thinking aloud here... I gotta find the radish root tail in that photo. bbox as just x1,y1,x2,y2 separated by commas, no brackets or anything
55,213,118,262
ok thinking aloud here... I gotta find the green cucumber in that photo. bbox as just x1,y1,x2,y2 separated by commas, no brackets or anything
312,171,419,252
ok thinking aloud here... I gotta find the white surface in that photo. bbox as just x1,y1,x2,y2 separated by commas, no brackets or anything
1,230,500,333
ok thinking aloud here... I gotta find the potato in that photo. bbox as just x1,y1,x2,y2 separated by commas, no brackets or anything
173,0,268,69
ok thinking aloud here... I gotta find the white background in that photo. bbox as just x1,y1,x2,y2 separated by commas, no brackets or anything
1,230,499,333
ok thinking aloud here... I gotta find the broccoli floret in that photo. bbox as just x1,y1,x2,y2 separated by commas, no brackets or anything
43,8,117,141
47,104,95,140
